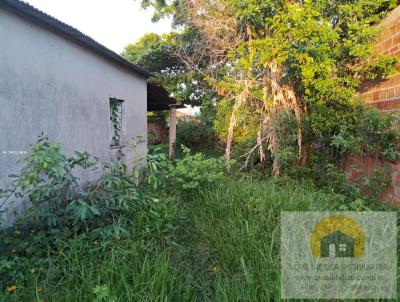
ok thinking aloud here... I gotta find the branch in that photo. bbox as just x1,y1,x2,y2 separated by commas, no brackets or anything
239,135,269,171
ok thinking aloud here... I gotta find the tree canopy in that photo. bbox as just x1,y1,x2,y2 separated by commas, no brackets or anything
122,31,217,106
136,0,399,175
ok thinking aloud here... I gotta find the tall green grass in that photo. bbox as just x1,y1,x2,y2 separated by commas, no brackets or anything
7,193,195,302
4,175,398,301
180,176,339,301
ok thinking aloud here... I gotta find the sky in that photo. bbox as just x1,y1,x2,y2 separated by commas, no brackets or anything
24,0,172,54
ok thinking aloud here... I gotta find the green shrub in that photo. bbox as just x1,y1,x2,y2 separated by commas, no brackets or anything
146,146,173,190
147,145,228,192
0,135,98,229
176,119,218,150
169,146,227,190
0,136,154,234
330,106,400,161
0,137,188,300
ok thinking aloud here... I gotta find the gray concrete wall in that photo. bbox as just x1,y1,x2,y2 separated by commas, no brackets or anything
0,10,147,224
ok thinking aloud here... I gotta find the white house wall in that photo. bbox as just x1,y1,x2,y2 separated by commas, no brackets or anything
0,10,147,224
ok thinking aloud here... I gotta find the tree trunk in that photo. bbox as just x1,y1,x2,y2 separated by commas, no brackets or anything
257,113,266,168
225,109,236,164
268,60,284,176
169,106,177,160
225,89,248,167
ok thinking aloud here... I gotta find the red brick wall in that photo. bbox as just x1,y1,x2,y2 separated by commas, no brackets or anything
148,118,165,145
343,154,400,205
347,6,400,205
360,6,400,109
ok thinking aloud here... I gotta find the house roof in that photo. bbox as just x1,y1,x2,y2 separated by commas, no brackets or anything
147,82,184,111
0,0,152,78
321,231,354,243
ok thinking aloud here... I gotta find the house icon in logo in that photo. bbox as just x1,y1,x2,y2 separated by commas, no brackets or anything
310,214,364,258
320,230,354,257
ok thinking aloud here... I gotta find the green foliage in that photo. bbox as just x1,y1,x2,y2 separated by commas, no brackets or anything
214,97,260,145
176,104,220,150
93,285,116,302
140,0,399,182
109,99,123,147
168,146,226,190
121,33,179,74
360,166,392,200
141,0,181,23
122,31,217,107
177,119,211,148
0,138,192,301
168,175,395,301
0,136,153,233
309,155,392,204
146,146,172,190
147,145,227,191
0,138,227,301
234,0,398,159
0,140,397,301
0,136,96,228
330,106,399,160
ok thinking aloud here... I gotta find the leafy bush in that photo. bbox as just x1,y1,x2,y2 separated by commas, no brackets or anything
0,137,228,239
0,137,186,300
176,119,217,149
0,136,154,234
331,106,400,161
169,146,226,190
0,136,97,228
176,103,220,151
146,146,172,190
147,145,228,191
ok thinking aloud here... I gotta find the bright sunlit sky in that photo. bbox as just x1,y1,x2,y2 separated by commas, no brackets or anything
24,0,172,54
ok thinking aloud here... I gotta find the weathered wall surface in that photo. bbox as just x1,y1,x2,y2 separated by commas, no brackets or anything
0,10,147,224
349,6,400,205
148,118,165,145
360,6,400,109
343,154,400,204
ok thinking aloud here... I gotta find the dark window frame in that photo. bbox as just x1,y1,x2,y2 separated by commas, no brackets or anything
109,98,125,148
